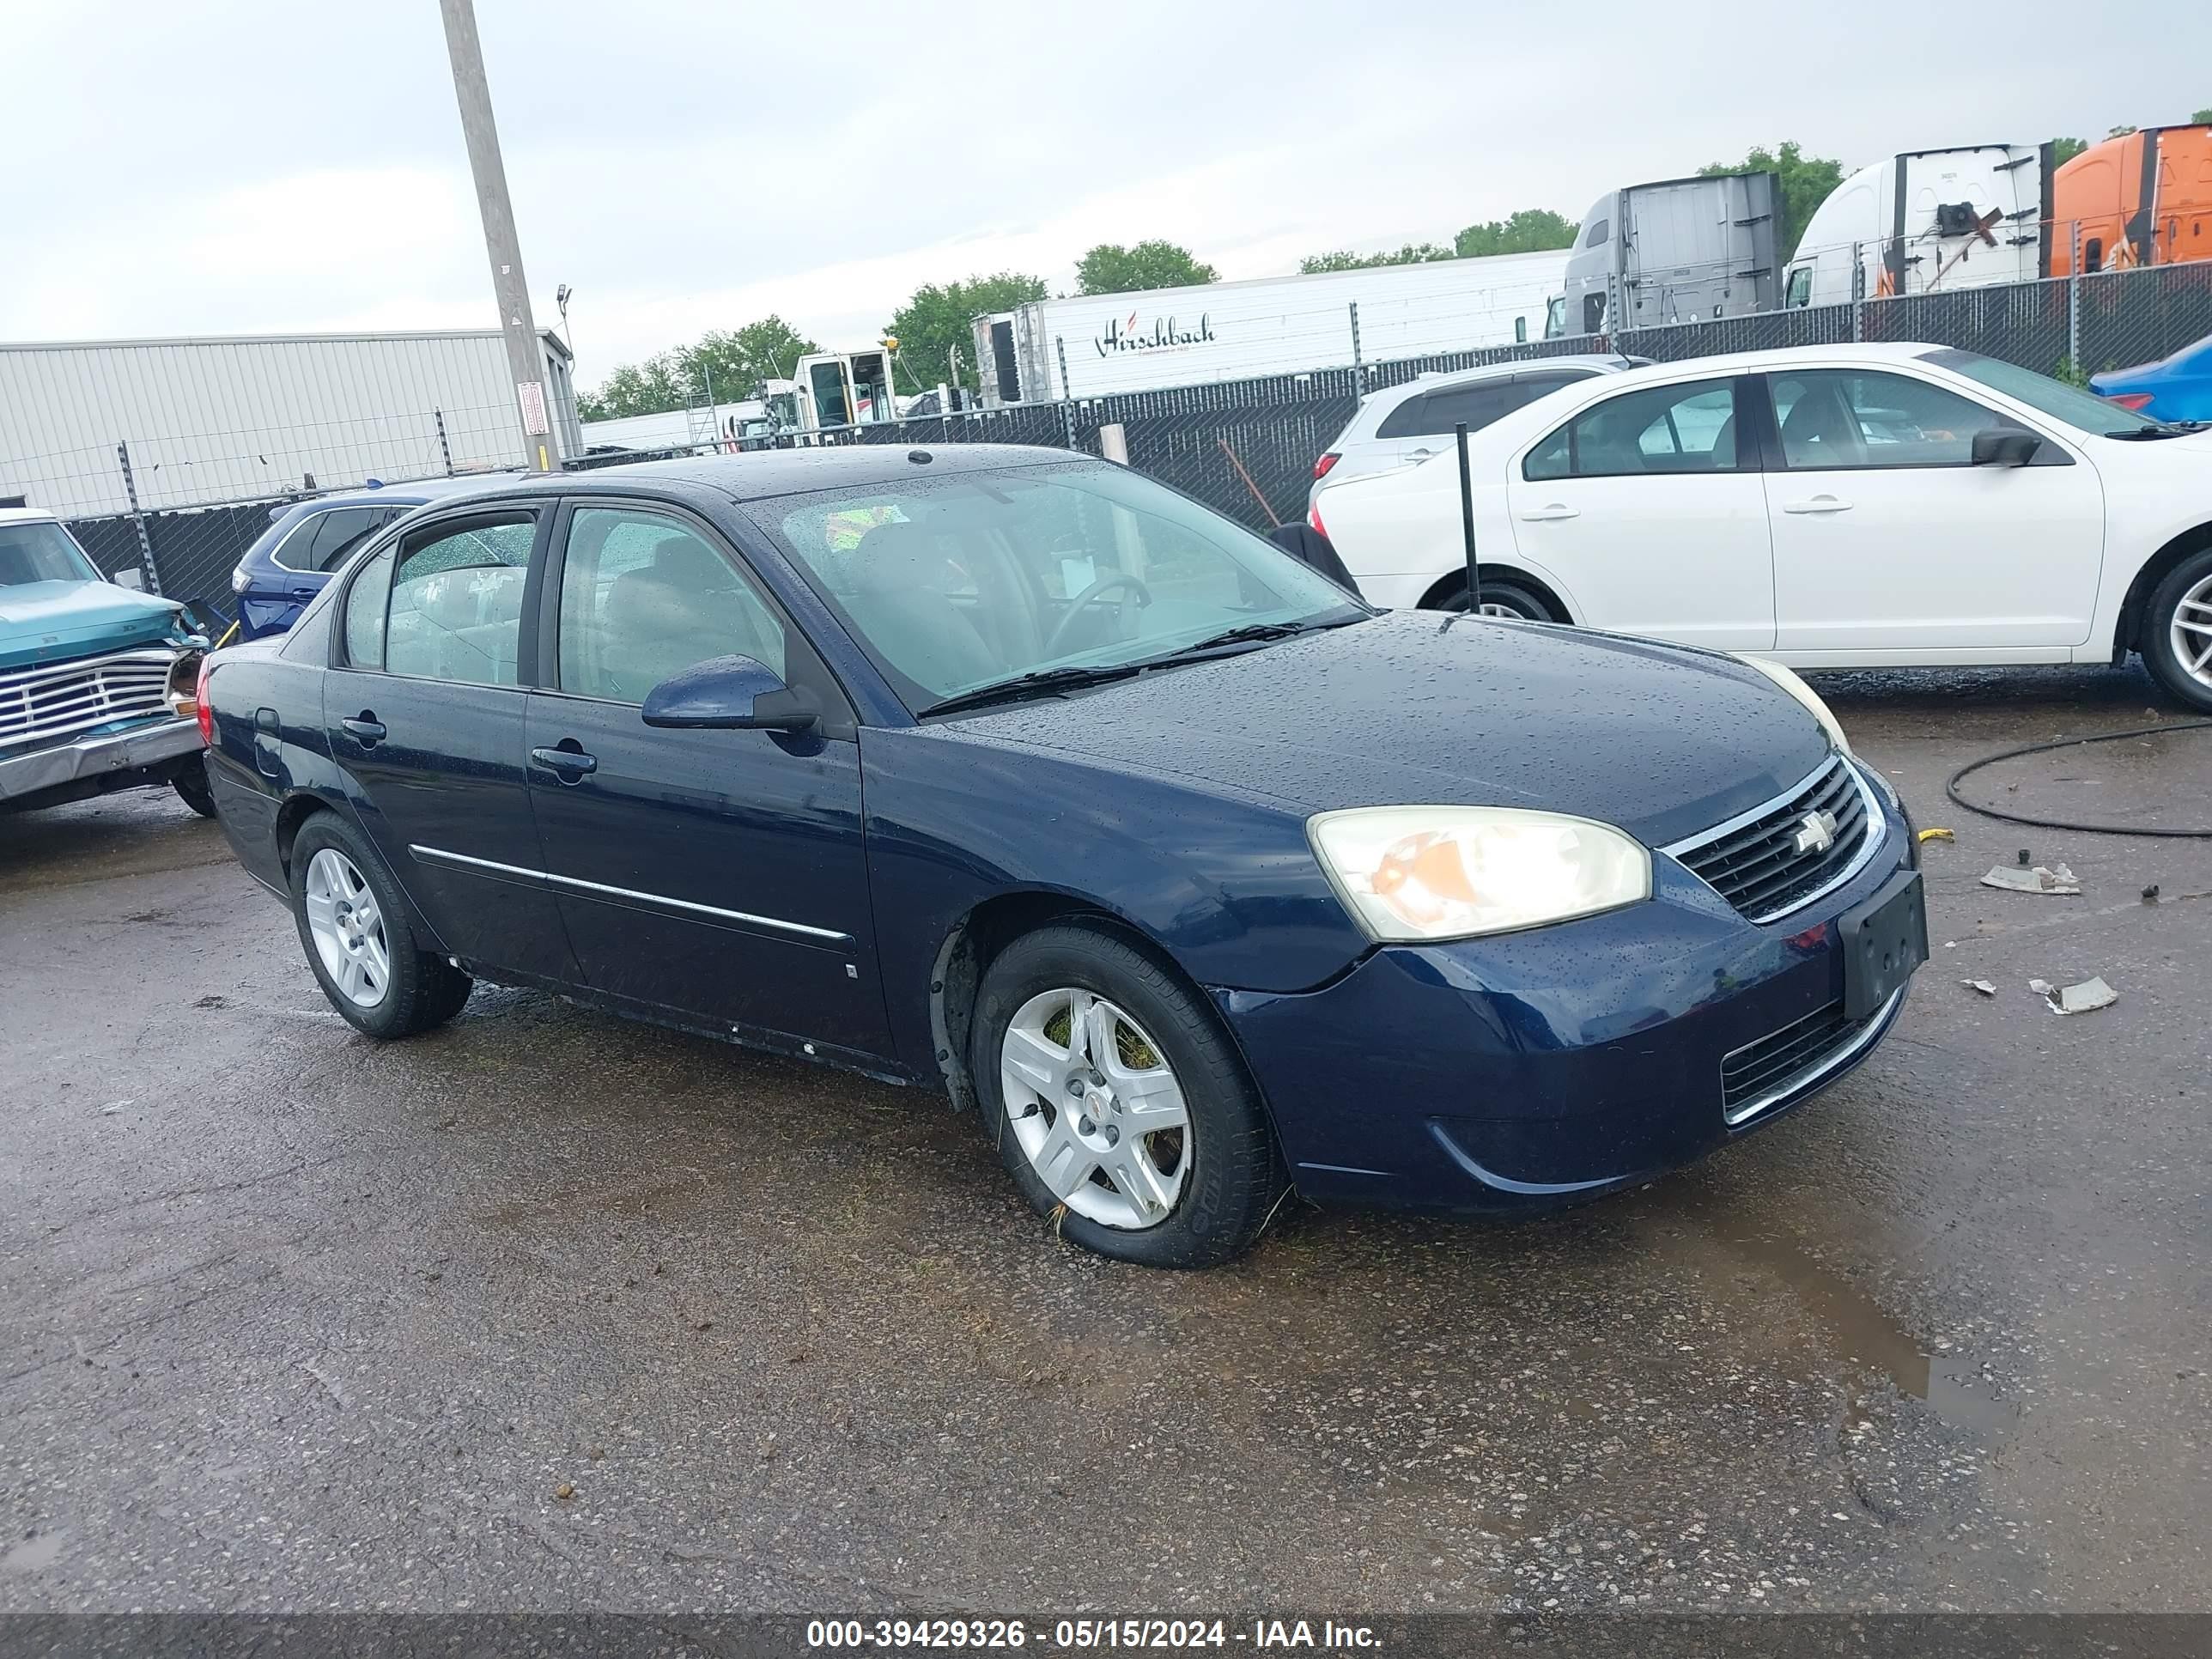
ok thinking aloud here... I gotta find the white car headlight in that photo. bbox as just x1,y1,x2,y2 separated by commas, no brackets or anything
1309,806,1651,942
231,564,252,594
1735,654,1851,756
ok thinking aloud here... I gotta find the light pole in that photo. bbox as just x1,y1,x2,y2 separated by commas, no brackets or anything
556,283,574,361
438,0,561,471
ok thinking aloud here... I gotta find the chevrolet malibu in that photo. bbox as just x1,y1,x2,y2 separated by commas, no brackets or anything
200,448,1926,1267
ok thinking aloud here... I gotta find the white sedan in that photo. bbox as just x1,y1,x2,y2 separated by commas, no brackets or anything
1312,342,2212,711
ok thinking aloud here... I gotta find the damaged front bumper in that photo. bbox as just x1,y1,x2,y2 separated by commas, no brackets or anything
0,714,207,810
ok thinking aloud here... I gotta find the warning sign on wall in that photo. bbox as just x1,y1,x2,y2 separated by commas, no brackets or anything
517,380,550,437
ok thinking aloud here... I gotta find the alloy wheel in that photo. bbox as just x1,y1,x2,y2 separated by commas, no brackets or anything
999,988,1191,1231
2171,572,2212,690
303,848,390,1008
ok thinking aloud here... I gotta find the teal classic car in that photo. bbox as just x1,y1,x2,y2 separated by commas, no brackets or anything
0,507,215,817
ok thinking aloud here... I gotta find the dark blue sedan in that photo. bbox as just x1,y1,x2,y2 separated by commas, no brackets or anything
199,447,1925,1267
230,478,498,640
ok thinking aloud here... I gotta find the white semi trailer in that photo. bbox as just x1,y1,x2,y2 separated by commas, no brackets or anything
971,249,1569,404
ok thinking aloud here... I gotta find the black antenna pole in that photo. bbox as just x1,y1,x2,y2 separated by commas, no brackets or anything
1455,421,1482,616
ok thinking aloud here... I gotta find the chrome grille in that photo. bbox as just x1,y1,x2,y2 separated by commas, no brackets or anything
0,647,177,753
1721,991,1896,1126
1664,754,1875,924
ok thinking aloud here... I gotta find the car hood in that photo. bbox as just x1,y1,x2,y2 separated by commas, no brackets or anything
0,580,186,670
945,611,1833,848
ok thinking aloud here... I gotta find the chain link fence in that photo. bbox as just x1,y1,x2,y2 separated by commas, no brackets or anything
3,403,531,620
9,246,2210,599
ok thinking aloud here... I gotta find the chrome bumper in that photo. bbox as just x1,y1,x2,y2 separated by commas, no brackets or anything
0,716,204,805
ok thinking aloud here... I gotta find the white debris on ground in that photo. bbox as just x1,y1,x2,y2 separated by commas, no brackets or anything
1961,979,1998,996
2049,976,2118,1016
1981,863,2081,895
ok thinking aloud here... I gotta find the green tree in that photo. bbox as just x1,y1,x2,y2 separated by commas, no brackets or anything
2050,136,2087,168
578,352,690,422
687,316,820,399
2107,124,2139,139
1451,209,1579,258
577,316,821,422
2195,106,2212,124
886,271,1048,392
1698,142,1845,261
1297,243,1455,274
1074,240,1219,295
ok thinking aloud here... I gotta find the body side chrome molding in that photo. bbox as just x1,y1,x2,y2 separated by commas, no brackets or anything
406,843,851,945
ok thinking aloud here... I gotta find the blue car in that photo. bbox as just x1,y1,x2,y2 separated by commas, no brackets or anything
2091,331,2212,423
230,478,496,640
199,448,1925,1267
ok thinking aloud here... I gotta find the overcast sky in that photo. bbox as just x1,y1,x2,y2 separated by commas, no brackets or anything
4,0,2207,392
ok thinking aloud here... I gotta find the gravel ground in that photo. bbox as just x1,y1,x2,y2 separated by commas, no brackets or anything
2,661,2207,1615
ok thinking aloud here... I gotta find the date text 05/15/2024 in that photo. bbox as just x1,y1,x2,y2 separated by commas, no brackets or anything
805,1619,1382,1650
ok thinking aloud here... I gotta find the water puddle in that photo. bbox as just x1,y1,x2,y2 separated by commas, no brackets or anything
1637,1211,2021,1435
1713,1227,2021,1435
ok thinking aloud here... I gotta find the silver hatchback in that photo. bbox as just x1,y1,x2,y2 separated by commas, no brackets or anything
1308,354,1644,515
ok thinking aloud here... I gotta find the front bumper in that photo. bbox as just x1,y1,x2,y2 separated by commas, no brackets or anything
1216,775,1918,1213
0,716,205,809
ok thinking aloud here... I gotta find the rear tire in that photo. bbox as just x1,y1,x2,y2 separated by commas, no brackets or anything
288,812,473,1039
2141,547,2212,714
970,923,1284,1269
170,754,217,818
1434,576,1562,623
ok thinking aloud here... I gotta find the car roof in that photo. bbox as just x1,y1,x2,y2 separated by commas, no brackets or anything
1365,353,1632,407
1591,341,1949,383
410,443,1080,514
0,506,62,526
270,474,520,521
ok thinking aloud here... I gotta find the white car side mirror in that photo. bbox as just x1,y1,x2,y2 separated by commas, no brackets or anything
111,568,145,591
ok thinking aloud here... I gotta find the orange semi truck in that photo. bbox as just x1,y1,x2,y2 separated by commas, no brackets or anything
2051,125,2212,274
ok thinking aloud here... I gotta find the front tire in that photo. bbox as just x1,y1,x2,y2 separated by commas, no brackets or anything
2142,548,2212,714
288,812,473,1038
970,924,1284,1268
170,754,217,818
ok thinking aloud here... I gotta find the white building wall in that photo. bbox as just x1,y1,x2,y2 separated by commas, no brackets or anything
0,329,562,517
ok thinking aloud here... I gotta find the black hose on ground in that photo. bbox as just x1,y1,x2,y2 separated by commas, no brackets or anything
1944,719,2212,838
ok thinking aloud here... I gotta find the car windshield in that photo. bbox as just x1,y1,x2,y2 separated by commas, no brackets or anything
1923,348,2163,435
751,460,1369,712
0,519,100,586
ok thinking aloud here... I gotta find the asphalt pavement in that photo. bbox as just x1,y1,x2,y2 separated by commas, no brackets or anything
2,661,2207,1615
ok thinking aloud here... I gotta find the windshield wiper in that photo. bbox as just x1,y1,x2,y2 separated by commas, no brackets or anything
2106,421,2207,440
915,663,1145,719
1153,615,1364,660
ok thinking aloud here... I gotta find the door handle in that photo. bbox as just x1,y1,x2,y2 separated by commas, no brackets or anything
1404,448,1435,463
1517,504,1579,522
530,744,599,781
340,714,386,745
1781,496,1853,514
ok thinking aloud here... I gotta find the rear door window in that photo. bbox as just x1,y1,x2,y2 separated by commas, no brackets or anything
276,507,399,573
383,515,537,686
1523,378,1745,480
1376,380,1528,440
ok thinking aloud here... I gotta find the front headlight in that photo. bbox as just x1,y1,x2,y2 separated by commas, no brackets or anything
1735,654,1851,755
1309,806,1651,943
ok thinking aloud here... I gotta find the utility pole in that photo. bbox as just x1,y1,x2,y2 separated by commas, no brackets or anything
439,0,560,471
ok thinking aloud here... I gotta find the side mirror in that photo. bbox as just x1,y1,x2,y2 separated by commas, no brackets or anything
641,654,817,732
111,568,145,591
1971,428,2040,468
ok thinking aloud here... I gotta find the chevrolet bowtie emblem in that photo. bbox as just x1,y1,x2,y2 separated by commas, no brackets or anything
1792,809,1840,856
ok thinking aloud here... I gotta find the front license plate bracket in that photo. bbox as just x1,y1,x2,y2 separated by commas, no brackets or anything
1840,869,1928,1020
